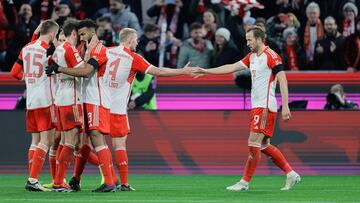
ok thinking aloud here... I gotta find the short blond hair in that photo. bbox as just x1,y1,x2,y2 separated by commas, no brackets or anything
119,28,137,43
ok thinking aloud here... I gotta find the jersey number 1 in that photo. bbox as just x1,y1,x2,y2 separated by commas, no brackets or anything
24,53,44,78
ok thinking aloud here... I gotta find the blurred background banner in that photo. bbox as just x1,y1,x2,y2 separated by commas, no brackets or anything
1,110,359,175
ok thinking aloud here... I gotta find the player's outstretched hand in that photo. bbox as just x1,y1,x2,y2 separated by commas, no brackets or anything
190,67,206,78
282,106,291,122
45,63,60,76
182,62,192,75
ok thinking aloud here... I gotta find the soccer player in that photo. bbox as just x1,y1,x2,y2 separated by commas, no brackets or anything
49,27,191,191
47,19,117,192
191,26,301,191
10,19,59,191
104,28,191,191
50,18,95,192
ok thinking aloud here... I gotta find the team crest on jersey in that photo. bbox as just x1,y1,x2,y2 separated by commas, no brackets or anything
74,53,82,62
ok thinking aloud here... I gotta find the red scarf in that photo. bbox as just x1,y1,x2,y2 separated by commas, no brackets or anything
158,5,180,34
285,45,298,70
198,0,206,13
304,19,324,61
187,38,205,52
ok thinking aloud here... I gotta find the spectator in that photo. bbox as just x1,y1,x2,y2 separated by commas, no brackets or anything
96,15,117,46
123,0,144,25
164,30,183,68
256,17,281,54
341,2,358,38
177,22,213,69
72,0,101,20
266,13,288,50
137,23,160,66
227,15,255,56
282,27,305,70
54,0,74,27
4,3,37,71
324,84,359,110
108,0,142,35
210,27,240,68
30,0,56,23
344,18,360,72
188,0,226,26
202,9,220,43
129,73,157,110
314,16,345,71
300,2,324,69
147,0,186,39
0,0,18,71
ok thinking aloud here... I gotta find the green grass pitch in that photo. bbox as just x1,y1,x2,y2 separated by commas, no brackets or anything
0,174,359,203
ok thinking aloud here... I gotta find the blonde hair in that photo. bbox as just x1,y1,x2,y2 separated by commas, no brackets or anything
119,28,137,43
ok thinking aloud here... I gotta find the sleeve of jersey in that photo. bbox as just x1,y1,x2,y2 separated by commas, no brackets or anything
64,46,84,68
267,52,283,69
10,51,24,80
240,53,251,68
132,53,153,73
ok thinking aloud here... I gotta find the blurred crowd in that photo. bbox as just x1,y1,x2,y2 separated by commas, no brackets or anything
1,0,360,72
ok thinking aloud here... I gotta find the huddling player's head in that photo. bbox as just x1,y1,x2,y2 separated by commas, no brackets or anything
77,19,97,43
119,28,138,51
40,20,59,42
245,26,265,53
62,18,79,43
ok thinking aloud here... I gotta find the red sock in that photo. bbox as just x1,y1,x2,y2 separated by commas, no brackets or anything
243,146,261,182
88,151,100,165
28,144,36,172
49,156,56,181
29,143,48,179
108,149,118,184
96,146,113,186
54,145,74,185
262,144,293,174
115,150,128,185
73,144,91,181
55,144,64,177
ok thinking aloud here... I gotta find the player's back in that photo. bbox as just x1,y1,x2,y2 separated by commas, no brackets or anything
21,40,52,109
53,41,84,106
243,47,282,112
104,45,152,114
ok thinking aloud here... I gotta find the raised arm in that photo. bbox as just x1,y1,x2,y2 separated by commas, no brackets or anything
46,59,98,78
191,60,247,76
147,62,191,77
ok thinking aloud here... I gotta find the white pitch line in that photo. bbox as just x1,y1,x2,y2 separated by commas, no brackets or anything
2,199,350,203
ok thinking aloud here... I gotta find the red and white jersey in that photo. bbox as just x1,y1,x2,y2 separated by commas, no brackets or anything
103,45,153,114
50,71,60,104
240,47,282,112
52,41,84,106
15,40,53,109
82,42,110,108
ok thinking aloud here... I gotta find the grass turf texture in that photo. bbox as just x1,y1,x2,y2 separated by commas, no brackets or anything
0,174,359,203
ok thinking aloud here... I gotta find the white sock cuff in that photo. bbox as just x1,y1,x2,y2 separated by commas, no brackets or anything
95,145,107,152
49,149,57,156
37,143,49,152
248,141,261,148
29,144,37,151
